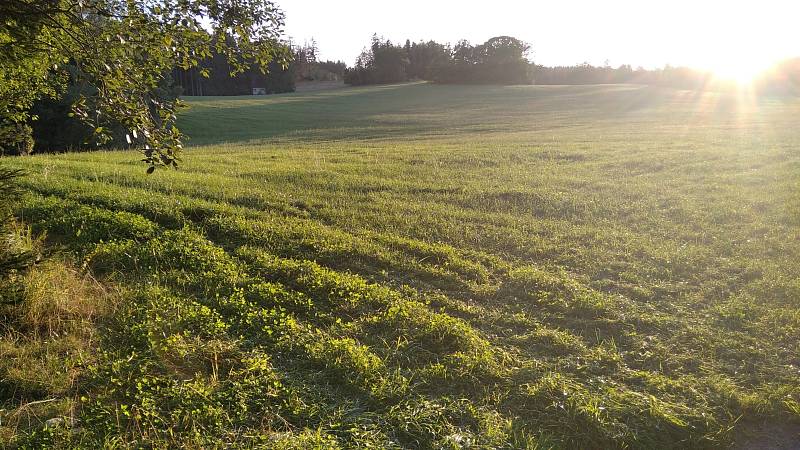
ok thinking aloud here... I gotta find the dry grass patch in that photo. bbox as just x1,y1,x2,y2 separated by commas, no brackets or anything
16,261,111,337
0,260,118,444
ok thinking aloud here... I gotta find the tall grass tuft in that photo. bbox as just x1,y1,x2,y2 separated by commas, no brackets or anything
0,168,35,303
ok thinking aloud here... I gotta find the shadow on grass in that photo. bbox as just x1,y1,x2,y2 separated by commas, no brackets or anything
177,82,682,147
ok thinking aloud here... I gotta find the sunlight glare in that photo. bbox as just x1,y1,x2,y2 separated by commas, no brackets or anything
708,57,771,85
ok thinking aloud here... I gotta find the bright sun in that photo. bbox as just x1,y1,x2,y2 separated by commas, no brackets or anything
699,44,779,85
711,60,768,84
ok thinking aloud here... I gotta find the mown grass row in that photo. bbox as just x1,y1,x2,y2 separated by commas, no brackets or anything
4,185,796,447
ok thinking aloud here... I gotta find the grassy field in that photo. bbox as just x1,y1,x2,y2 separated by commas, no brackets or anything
1,82,799,448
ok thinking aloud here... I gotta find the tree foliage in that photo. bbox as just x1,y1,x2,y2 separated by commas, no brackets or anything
344,36,410,86
173,49,295,96
406,40,450,80
342,35,799,92
28,64,184,153
293,40,346,82
432,36,533,84
344,35,533,86
0,0,290,168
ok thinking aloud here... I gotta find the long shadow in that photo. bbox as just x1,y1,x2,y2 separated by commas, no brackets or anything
178,82,432,146
177,83,672,147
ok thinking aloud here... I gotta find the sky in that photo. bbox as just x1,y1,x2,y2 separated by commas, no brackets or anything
279,0,800,78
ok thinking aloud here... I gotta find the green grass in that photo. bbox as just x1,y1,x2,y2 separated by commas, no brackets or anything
1,82,799,448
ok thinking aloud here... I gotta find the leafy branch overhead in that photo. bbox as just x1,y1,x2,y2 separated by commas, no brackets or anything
0,0,291,168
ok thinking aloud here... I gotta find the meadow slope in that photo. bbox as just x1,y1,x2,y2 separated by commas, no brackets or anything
2,83,799,448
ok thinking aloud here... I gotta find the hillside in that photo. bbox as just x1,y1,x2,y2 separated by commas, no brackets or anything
2,83,799,448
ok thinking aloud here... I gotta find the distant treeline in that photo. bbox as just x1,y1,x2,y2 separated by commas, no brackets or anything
535,61,800,93
173,58,294,97
341,35,800,93
173,40,347,96
172,33,800,94
293,40,348,82
344,36,533,86
533,64,712,88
